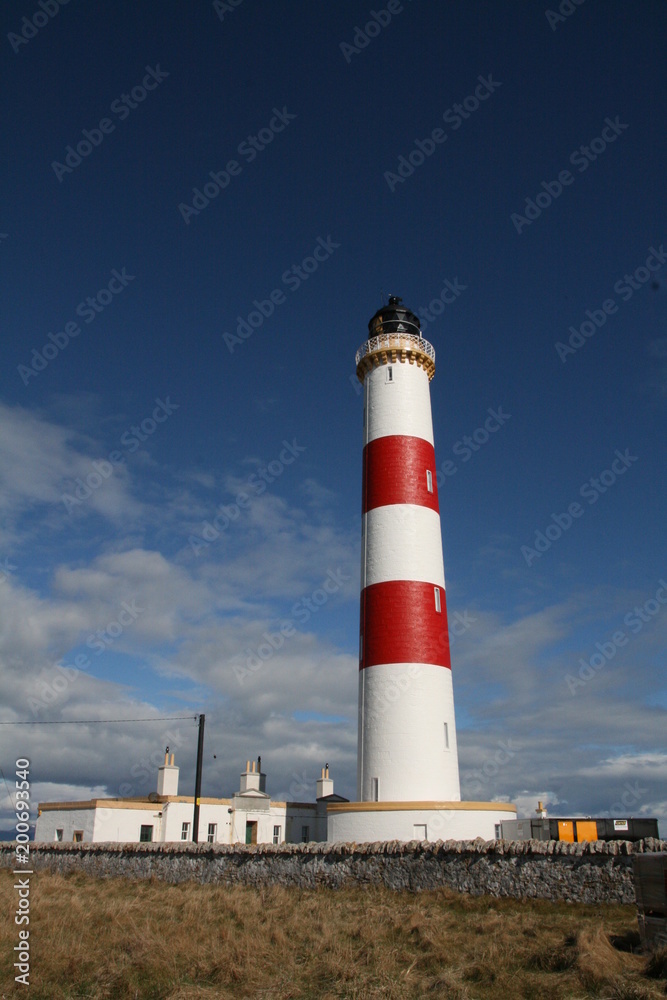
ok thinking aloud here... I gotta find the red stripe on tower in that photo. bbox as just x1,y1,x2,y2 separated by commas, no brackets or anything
362,435,439,514
360,579,451,669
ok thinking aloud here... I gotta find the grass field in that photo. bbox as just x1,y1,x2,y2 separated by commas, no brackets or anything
1,869,666,999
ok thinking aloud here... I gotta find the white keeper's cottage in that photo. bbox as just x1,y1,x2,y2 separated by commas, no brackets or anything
35,754,346,845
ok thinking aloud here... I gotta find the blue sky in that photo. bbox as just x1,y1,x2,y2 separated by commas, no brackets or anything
1,0,666,834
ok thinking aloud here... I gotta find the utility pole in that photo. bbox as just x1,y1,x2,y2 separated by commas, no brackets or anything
192,713,205,843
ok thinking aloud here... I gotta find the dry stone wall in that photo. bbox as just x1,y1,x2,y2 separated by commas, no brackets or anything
4,838,665,904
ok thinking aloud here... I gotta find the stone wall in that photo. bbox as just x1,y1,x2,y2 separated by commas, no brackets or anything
3,838,665,904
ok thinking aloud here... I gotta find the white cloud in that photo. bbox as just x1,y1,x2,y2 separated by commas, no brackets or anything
0,400,144,548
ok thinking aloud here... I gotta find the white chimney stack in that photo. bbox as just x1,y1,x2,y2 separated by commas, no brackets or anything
316,764,334,799
157,752,179,796
239,758,266,793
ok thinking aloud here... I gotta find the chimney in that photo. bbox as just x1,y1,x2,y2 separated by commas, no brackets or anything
316,764,334,800
239,758,266,794
157,753,179,796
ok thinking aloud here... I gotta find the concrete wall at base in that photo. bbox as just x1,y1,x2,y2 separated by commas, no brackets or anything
5,838,666,904
328,805,516,843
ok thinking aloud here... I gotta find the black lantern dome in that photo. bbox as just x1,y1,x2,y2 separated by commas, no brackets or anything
367,295,421,337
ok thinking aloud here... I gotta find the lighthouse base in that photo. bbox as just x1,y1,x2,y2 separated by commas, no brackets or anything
326,801,516,844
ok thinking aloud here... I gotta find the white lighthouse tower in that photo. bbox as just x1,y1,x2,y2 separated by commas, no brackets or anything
327,297,516,843
357,297,459,803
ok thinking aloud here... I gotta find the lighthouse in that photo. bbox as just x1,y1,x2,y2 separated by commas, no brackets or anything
357,296,460,802
326,296,516,842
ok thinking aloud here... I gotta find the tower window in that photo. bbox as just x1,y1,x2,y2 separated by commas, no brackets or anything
386,366,393,382
443,722,449,749
434,587,441,613
426,469,433,493
371,777,379,802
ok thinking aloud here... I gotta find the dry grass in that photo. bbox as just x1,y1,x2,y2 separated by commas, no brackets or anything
1,869,665,999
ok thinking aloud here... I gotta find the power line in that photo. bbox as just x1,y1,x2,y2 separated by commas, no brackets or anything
0,768,15,809
0,716,199,726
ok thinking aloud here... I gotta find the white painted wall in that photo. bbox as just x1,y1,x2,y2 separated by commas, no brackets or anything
161,801,234,843
92,805,162,842
36,807,97,843
358,662,460,802
363,505,445,587
328,805,516,844
283,805,323,844
36,805,160,843
36,800,311,845
229,807,274,845
364,358,434,446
